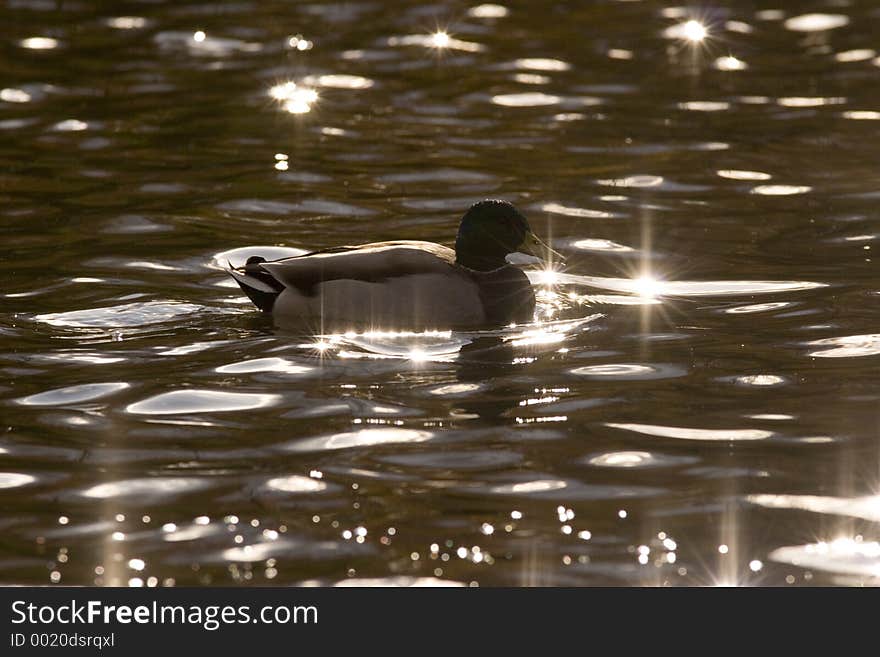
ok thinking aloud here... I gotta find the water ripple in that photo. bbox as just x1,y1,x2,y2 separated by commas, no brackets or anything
570,239,634,252
486,477,662,500
154,31,262,56
571,364,686,380
264,476,328,493
387,34,485,53
748,494,880,523
468,4,509,19
491,92,561,107
425,383,484,397
106,16,150,30
513,58,571,72
20,36,59,50
284,428,433,453
724,301,793,314
770,540,880,580
35,302,204,329
555,273,826,297
606,423,773,441
378,449,522,470
732,374,787,387
717,169,771,181
217,199,374,217
126,390,281,415
540,202,616,219
216,358,313,375
81,477,209,501
751,185,812,196
586,451,699,469
301,74,374,89
0,473,37,489
784,14,849,32
16,382,130,406
807,334,880,358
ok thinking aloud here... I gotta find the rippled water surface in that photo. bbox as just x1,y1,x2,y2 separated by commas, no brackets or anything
3,1,880,586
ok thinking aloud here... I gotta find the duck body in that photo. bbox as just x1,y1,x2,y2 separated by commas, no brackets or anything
228,200,555,332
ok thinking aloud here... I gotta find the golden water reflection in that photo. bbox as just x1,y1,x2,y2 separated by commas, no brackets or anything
7,0,880,588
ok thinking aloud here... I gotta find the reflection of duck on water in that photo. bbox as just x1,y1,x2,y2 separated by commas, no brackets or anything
228,200,561,331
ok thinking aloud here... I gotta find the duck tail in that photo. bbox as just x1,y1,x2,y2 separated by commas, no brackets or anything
227,256,284,312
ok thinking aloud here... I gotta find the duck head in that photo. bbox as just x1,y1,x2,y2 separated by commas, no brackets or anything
454,199,562,272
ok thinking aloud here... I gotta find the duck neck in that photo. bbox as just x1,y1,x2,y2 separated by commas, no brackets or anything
455,248,508,272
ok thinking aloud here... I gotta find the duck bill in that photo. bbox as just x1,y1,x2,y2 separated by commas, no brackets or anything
517,231,565,263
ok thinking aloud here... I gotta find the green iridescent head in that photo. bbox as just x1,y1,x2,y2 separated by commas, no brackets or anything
454,200,560,272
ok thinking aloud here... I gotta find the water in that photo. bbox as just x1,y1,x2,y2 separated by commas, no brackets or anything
2,1,879,587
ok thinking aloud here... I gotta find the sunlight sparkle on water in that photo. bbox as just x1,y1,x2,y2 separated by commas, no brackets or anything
270,82,296,101
633,276,664,299
662,18,709,43
714,56,747,71
535,269,560,286
408,348,428,362
1,88,31,103
311,339,332,354
107,16,148,30
388,32,485,53
288,35,313,51
468,4,509,18
683,20,707,42
269,81,318,114
769,537,880,579
431,31,451,49
20,37,59,50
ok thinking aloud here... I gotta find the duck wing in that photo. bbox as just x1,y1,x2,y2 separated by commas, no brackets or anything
260,240,458,293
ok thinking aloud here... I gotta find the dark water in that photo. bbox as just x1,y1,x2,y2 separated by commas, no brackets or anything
2,0,879,587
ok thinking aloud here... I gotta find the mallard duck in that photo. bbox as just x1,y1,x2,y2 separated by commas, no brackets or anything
228,199,560,331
